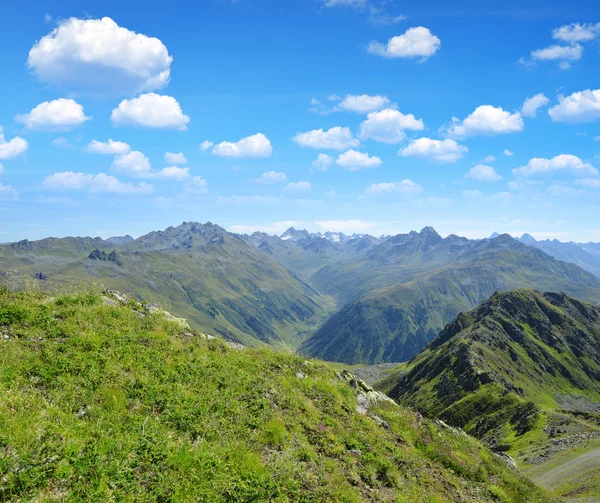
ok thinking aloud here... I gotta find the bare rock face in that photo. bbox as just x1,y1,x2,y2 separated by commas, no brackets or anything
337,370,396,416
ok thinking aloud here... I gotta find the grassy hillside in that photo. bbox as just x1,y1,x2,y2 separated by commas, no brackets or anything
380,290,600,454
0,287,553,502
302,235,600,365
0,222,328,348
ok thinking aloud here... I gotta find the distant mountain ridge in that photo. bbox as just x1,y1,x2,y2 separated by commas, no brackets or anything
5,222,600,367
300,229,600,364
0,222,328,348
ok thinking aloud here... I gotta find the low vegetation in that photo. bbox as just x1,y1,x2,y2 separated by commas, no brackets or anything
0,287,553,502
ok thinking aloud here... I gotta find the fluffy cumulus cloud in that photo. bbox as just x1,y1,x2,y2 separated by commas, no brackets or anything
256,171,287,184
85,139,131,155
399,138,468,164
292,126,359,150
154,166,190,182
91,173,154,194
284,181,311,191
42,171,153,194
504,150,515,156
552,23,600,43
336,94,391,113
442,105,524,139
368,27,440,60
336,150,382,170
359,108,424,144
42,171,94,189
548,89,600,123
28,17,172,96
312,153,334,171
364,180,422,195
111,93,190,130
521,93,549,118
164,152,187,165
16,99,90,131
0,127,28,160
513,154,598,177
464,164,503,182
199,141,214,151
212,133,272,158
531,44,583,62
111,151,153,178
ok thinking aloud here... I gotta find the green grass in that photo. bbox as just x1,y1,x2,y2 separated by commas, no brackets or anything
0,287,553,502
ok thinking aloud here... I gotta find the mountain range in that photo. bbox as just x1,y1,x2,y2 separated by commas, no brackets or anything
3,222,600,366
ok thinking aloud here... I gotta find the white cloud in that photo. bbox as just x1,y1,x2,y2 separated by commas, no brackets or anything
90,173,154,194
312,153,334,171
368,27,441,60
111,93,190,130
284,181,311,191
256,171,287,184
15,99,90,131
464,164,502,182
212,133,272,158
42,170,153,194
399,138,468,164
199,140,214,151
0,183,19,200
164,152,187,165
482,155,496,163
28,17,172,96
337,94,391,113
111,151,152,178
0,127,28,160
155,166,190,182
292,126,359,150
336,149,382,170
521,93,549,118
552,23,600,43
531,44,583,62
548,89,600,123
359,108,424,144
0,163,3,175
364,180,422,195
85,139,131,155
442,105,524,139
184,176,208,195
575,178,600,189
42,171,94,189
504,149,515,156
513,154,598,177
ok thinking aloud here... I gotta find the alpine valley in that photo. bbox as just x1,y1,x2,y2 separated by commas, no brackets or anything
2,221,600,501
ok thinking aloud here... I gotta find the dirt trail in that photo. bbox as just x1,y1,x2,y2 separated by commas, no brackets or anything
532,448,600,502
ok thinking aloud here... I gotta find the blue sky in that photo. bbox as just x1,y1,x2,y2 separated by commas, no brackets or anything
1,0,600,242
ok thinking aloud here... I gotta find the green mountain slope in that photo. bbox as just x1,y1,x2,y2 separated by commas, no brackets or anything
0,222,327,348
0,287,553,502
380,290,600,452
301,234,600,364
